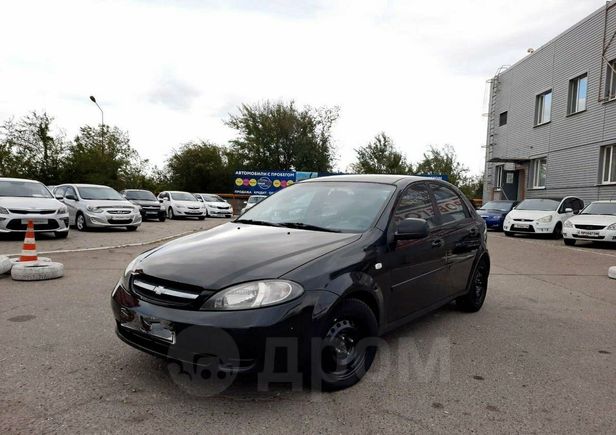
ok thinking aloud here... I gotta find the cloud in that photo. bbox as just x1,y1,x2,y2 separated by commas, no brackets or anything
147,75,201,111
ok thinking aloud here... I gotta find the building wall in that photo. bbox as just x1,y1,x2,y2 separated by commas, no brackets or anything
484,0,616,204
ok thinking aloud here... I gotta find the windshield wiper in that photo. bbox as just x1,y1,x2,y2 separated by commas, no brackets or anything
278,222,341,233
235,219,283,227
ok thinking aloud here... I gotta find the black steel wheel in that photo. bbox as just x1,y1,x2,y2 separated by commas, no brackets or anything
457,259,489,312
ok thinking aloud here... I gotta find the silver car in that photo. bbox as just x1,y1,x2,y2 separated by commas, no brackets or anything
54,183,142,231
0,177,70,238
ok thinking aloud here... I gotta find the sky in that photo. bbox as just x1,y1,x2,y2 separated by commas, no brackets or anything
0,0,606,175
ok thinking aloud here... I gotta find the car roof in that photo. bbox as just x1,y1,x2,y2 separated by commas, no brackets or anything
0,177,42,184
60,183,112,188
591,200,616,203
302,174,426,185
123,188,151,192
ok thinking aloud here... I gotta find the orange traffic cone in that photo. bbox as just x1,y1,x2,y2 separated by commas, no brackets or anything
19,220,38,262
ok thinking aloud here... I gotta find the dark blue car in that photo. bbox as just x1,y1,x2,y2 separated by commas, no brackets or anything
477,200,518,231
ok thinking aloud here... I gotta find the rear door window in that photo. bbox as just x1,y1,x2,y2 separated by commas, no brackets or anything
429,184,470,225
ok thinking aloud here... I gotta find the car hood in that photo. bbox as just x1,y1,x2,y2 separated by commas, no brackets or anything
507,209,556,220
0,196,63,209
139,222,362,290
205,201,231,207
477,209,507,216
567,214,616,226
129,199,160,207
81,199,136,208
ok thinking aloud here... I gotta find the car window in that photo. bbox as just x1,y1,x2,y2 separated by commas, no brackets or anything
394,183,438,228
170,192,197,201
65,187,77,198
430,184,470,225
574,199,584,211
54,186,66,198
0,180,53,198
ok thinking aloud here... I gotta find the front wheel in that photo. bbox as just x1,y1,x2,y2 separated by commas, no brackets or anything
551,223,563,239
167,208,175,220
198,216,206,220
504,231,514,237
564,238,576,246
457,259,489,312
126,225,138,232
55,231,69,239
316,299,378,391
159,214,166,222
76,213,88,232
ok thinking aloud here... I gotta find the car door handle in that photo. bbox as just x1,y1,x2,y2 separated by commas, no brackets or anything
431,239,444,248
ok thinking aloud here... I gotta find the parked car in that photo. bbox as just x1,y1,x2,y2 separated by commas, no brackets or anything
0,177,70,238
112,175,489,391
563,200,616,245
53,184,141,231
503,196,584,238
240,194,267,214
476,200,518,231
121,189,166,222
157,191,205,220
193,193,233,218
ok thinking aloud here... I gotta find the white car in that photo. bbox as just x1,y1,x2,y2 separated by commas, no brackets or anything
193,193,233,218
240,195,267,215
54,183,142,231
503,196,584,238
0,177,70,238
158,191,205,220
562,200,616,245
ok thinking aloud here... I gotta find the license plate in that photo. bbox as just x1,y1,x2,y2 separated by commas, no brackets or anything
515,223,530,229
21,219,47,224
578,230,599,237
124,314,175,343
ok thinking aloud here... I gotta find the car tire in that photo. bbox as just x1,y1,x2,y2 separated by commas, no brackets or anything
0,255,12,274
314,298,378,391
504,231,514,237
457,258,489,313
126,226,138,232
198,216,206,220
564,238,576,246
168,208,175,220
76,213,88,231
551,223,563,239
11,261,64,281
54,231,69,239
159,214,166,222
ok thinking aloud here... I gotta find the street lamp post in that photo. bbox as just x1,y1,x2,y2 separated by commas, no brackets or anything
89,95,104,150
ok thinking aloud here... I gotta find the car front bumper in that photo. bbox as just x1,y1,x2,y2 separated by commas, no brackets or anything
207,208,233,217
111,282,337,373
503,220,555,234
563,227,616,242
175,208,205,217
0,212,70,233
85,212,142,228
139,207,165,219
480,216,503,229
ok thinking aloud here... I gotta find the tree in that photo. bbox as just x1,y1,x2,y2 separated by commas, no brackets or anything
0,111,67,184
225,100,339,171
351,132,411,174
63,125,144,190
166,141,232,193
459,173,484,199
414,145,469,187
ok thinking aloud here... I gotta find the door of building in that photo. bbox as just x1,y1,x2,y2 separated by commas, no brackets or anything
502,170,519,200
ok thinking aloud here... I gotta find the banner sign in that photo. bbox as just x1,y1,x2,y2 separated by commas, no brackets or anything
233,170,296,195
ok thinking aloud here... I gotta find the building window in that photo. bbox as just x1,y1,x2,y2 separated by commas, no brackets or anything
600,145,616,184
607,60,616,101
499,111,508,126
568,74,587,114
494,165,503,189
535,90,552,125
531,158,547,188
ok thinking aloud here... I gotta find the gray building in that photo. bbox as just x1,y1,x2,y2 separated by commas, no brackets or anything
483,0,616,204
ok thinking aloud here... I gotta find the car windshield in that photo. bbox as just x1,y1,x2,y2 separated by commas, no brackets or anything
78,186,124,201
0,180,53,198
238,182,396,233
171,192,197,201
515,199,561,211
480,201,514,212
201,194,225,202
581,202,616,215
248,196,266,204
125,190,157,201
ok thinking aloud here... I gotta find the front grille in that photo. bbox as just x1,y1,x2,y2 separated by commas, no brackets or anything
575,224,606,230
9,209,56,215
108,210,131,215
573,234,605,240
513,219,533,222
216,206,230,210
130,274,213,307
7,220,59,231
107,218,132,224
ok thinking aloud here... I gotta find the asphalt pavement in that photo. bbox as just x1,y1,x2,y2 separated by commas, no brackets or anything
1,226,614,433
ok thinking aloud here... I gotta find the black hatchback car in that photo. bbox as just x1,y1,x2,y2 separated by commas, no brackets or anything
111,175,490,390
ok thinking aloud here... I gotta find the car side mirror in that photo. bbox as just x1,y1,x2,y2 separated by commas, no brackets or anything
65,194,77,201
158,199,163,203
395,218,429,240
565,207,573,213
243,201,248,205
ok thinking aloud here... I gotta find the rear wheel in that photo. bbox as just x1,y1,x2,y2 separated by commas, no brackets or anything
457,259,489,312
76,213,88,231
316,299,378,391
564,238,576,246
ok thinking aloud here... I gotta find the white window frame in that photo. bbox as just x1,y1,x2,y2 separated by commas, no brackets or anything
494,165,503,190
568,74,587,114
535,90,552,125
601,145,616,184
531,158,547,189
607,60,616,102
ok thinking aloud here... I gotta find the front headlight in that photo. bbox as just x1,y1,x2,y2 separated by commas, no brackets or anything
86,205,104,213
537,215,553,223
0,206,9,214
564,220,573,228
57,205,68,214
176,205,185,209
201,280,304,310
607,223,616,230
